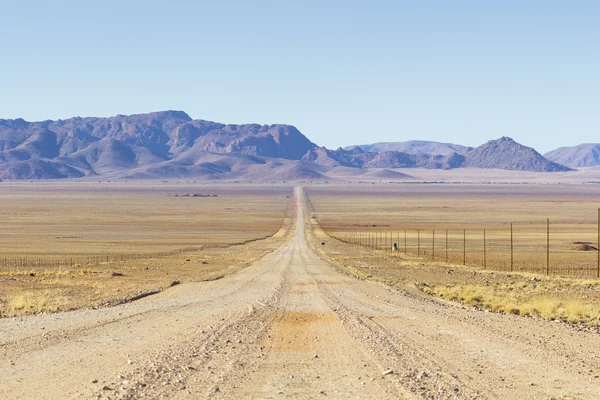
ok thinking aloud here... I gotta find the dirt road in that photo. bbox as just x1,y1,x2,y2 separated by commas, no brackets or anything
1,187,600,399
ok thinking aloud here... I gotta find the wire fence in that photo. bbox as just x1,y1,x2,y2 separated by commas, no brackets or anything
305,191,600,278
0,199,292,271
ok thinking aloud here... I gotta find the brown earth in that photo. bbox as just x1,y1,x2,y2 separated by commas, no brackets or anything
1,187,600,399
0,183,292,317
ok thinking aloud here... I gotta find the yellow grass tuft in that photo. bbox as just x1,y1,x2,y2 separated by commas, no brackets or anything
427,284,600,325
9,291,68,315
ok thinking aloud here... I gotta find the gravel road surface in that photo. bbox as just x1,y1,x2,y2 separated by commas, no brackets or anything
1,187,599,399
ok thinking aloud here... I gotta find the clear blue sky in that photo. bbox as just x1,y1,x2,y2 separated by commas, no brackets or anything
1,1,599,153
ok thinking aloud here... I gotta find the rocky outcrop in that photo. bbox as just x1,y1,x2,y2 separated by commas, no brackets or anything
463,137,572,172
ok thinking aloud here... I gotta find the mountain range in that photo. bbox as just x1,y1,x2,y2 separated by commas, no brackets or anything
344,140,469,155
0,111,582,180
544,144,600,168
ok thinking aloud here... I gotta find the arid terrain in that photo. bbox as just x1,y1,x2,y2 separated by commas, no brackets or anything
1,183,600,399
307,183,600,274
306,183,600,324
0,183,291,317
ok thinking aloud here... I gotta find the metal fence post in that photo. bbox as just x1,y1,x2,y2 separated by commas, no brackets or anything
547,218,550,275
463,229,466,265
432,230,435,260
484,228,487,270
510,223,514,272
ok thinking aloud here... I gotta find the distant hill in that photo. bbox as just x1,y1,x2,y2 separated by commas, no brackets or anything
345,140,469,156
544,144,600,168
0,111,320,180
0,159,86,180
0,112,575,179
462,137,572,172
306,137,567,172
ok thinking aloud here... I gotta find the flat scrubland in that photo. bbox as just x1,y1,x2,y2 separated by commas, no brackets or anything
0,182,293,317
305,183,600,327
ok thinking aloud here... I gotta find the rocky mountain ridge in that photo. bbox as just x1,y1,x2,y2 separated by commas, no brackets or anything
0,111,573,180
344,140,469,156
544,144,600,168
309,137,570,172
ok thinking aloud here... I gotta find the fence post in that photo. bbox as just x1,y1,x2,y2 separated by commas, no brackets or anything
463,229,466,265
432,230,435,260
510,223,514,272
388,231,390,252
404,230,407,253
417,230,420,256
547,218,550,275
484,228,487,270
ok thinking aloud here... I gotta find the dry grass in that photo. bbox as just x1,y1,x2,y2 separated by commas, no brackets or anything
423,282,600,325
304,183,600,327
306,183,600,276
8,291,68,315
0,182,294,317
0,182,291,262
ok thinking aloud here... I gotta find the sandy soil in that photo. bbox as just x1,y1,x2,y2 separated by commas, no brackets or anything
305,183,600,276
1,187,600,399
0,183,291,317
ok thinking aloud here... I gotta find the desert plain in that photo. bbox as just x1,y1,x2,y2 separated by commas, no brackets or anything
1,178,600,399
